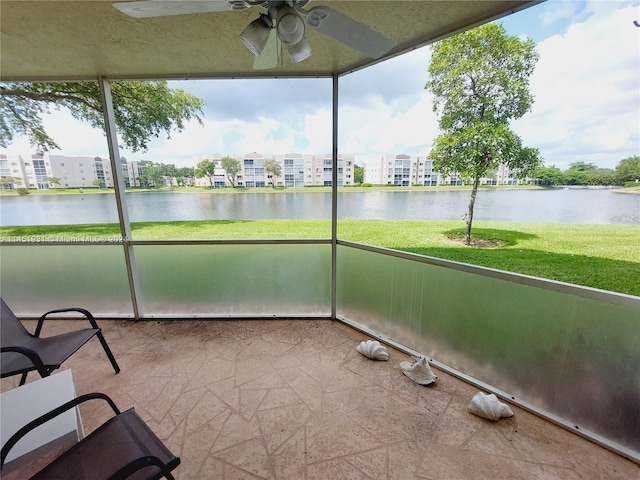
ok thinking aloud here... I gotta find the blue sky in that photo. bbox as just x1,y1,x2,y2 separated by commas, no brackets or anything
502,0,590,42
503,0,638,41
4,0,639,171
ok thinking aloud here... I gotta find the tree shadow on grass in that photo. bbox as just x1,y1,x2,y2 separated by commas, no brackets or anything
131,220,252,229
0,223,122,238
0,221,255,240
443,227,538,247
398,245,640,296
130,220,257,239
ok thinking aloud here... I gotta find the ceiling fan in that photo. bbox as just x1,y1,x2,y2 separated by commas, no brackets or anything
113,0,396,69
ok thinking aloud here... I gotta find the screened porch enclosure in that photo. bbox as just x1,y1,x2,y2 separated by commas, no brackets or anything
2,228,639,460
1,0,639,470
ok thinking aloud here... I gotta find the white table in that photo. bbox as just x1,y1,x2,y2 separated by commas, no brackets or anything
1,369,83,465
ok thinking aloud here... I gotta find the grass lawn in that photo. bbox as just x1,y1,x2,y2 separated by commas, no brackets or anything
1,219,638,296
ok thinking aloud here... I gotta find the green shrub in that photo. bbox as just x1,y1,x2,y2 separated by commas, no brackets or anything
17,188,30,195
361,183,373,188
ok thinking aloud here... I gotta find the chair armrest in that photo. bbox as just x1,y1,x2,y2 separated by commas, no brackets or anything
34,307,99,337
107,455,178,480
0,346,49,377
0,393,120,469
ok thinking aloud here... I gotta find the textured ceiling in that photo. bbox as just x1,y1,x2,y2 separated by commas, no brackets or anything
0,0,540,81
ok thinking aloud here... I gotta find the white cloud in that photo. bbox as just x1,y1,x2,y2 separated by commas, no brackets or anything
513,4,640,169
2,110,109,157
538,1,580,27
116,110,334,166
339,92,438,158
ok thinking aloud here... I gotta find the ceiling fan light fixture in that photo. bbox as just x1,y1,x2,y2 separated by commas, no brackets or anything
276,5,310,64
276,6,305,45
240,16,272,57
286,37,312,63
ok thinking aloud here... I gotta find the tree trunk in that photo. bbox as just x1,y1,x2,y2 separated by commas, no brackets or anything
465,175,480,245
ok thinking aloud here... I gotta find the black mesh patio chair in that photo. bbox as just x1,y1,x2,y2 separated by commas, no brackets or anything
0,298,120,386
1,392,181,479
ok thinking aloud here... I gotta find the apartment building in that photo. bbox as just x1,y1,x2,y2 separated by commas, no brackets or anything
0,153,125,189
194,152,355,188
305,153,354,187
365,154,427,186
127,160,148,187
1,152,523,190
0,154,30,189
0,153,55,189
239,152,269,188
48,154,116,188
364,154,525,186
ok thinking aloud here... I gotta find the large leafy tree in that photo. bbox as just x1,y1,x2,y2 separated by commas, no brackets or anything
142,163,165,187
614,156,640,184
0,81,204,153
534,165,564,186
195,159,216,187
176,166,194,186
425,23,541,244
563,161,593,185
47,176,62,188
221,156,242,187
264,158,282,188
354,164,364,184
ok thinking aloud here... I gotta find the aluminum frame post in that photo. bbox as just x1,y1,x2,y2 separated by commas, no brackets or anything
99,77,142,319
331,73,339,320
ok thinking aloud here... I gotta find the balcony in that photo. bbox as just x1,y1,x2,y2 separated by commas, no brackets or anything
1,0,639,477
2,317,637,479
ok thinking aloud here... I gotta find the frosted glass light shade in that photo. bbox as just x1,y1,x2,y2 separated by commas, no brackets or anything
240,17,271,57
286,37,312,63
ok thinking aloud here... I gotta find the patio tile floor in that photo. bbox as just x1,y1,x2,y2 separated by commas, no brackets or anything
2,318,638,479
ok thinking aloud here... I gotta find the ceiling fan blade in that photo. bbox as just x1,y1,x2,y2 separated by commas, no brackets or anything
253,29,281,70
304,6,395,59
113,0,245,19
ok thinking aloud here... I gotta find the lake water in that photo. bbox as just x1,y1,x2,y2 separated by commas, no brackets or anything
1,188,639,226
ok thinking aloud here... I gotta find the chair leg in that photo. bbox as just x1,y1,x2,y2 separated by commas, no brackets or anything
18,372,28,386
96,331,121,374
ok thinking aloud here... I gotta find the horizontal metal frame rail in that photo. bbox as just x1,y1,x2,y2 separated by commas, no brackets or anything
0,239,331,246
337,240,640,308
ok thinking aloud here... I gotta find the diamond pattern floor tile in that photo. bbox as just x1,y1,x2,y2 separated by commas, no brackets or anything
1,319,638,480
